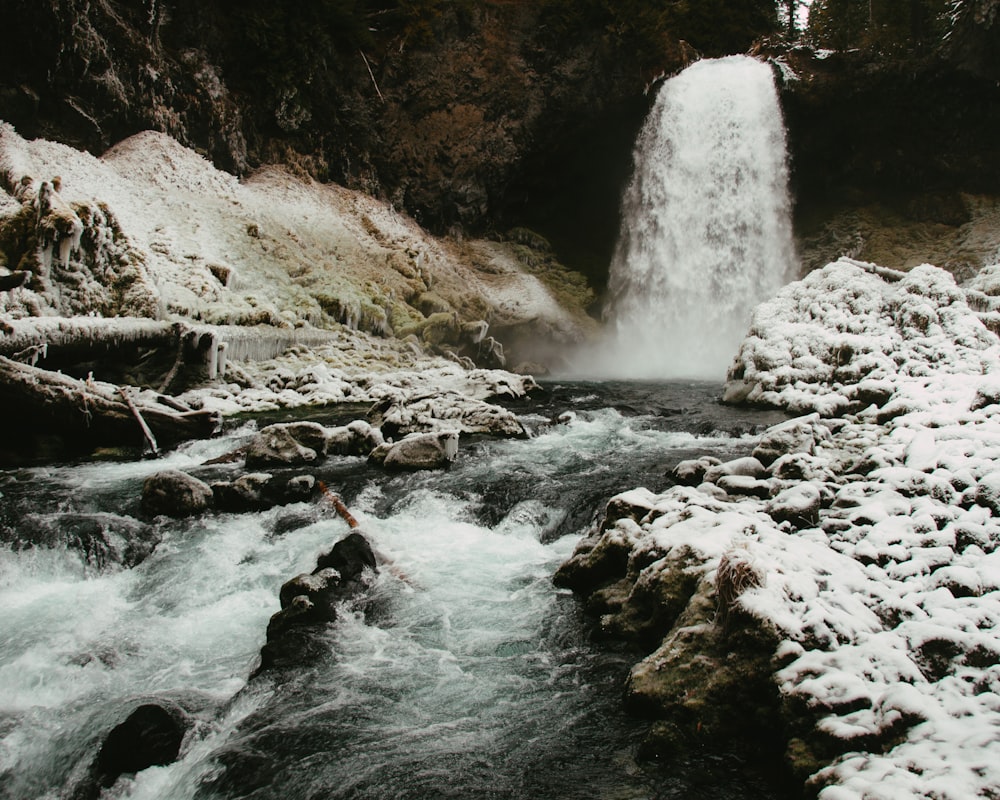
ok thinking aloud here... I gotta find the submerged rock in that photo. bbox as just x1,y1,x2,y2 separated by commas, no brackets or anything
73,702,190,800
4,512,158,570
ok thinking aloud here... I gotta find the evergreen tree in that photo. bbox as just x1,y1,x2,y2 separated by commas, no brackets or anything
806,0,951,51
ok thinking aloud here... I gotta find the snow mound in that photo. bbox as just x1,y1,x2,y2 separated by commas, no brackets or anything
724,259,1000,415
0,124,591,368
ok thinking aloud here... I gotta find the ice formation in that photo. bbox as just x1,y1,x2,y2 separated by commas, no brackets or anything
0,123,590,368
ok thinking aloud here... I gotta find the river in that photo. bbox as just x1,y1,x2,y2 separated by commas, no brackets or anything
0,380,792,800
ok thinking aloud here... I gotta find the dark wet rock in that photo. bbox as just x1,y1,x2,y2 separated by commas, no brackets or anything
281,475,317,503
624,578,782,757
557,489,785,761
211,472,273,512
314,531,378,586
211,473,316,513
553,522,641,596
277,569,343,617
270,508,320,537
73,702,189,799
255,532,378,676
264,594,325,643
141,469,213,517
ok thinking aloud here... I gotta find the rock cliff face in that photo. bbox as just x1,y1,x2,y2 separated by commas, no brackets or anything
0,0,698,286
777,43,1000,278
4,3,1000,291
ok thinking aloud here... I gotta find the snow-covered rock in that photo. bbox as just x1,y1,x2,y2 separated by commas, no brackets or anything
561,258,1000,799
369,431,459,471
724,259,1000,416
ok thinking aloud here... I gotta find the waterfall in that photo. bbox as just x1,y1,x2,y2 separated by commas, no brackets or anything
599,55,796,380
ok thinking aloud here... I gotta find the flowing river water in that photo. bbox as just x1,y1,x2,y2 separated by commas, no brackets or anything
0,381,792,800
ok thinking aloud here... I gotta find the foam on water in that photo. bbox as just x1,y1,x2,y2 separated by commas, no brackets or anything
0,383,788,799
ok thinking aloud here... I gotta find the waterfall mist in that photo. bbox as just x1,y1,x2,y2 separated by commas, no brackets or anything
590,55,796,380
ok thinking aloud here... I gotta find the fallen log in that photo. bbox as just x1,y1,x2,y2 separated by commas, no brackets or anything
0,356,221,451
117,386,160,457
317,480,360,528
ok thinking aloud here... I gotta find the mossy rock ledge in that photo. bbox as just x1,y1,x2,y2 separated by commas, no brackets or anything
554,489,793,783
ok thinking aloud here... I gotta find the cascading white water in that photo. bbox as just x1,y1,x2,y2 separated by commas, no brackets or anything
599,55,796,380
0,385,791,800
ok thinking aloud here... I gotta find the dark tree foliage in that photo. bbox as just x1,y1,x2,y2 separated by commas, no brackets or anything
539,0,780,59
806,0,951,52
942,0,1000,77
660,0,780,54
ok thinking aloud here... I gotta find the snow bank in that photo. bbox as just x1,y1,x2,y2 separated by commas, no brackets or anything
562,260,1000,798
724,258,1000,415
0,123,591,368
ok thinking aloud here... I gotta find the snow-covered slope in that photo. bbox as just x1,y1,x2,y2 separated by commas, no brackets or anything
724,258,1000,415
0,124,592,368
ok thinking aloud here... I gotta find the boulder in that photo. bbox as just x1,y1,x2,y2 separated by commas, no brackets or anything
314,531,378,586
768,452,834,482
245,423,323,469
141,470,213,517
552,492,651,596
768,483,823,527
369,431,459,470
715,475,773,499
752,414,820,467
83,702,189,798
212,472,273,512
325,419,384,457
703,456,766,484
671,456,722,486
975,471,1000,515
368,395,526,439
212,473,316,513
